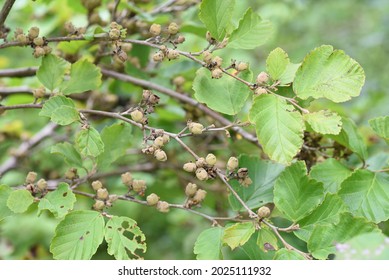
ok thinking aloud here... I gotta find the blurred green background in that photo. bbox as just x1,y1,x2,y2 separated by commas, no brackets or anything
0,0,388,259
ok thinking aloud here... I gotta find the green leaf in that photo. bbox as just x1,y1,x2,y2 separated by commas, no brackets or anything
338,169,389,223
223,222,255,250
76,127,104,158
50,210,105,260
105,216,147,260
307,213,378,259
194,227,224,260
273,248,305,260
335,232,389,260
249,94,305,164
97,123,132,169
294,193,347,242
329,117,368,160
304,110,342,135
240,232,274,260
50,105,80,125
38,183,76,218
193,67,252,115
273,161,324,222
199,0,235,41
229,155,284,211
266,47,289,81
279,63,301,85
6,189,34,214
0,185,13,221
61,59,102,95
293,45,365,102
51,142,84,168
309,158,352,193
369,116,389,139
39,95,76,118
257,226,279,252
37,54,70,91
228,8,273,49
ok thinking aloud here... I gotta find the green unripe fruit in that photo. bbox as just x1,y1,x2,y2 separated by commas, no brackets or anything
28,26,39,40
257,206,271,218
205,153,217,166
130,109,144,122
146,193,160,206
93,200,105,211
256,71,269,84
97,188,109,200
188,122,204,135
121,172,133,186
149,23,162,36
227,157,239,171
153,136,165,148
33,37,44,46
132,179,146,193
92,180,103,191
193,189,207,204
156,201,170,212
26,171,37,184
183,162,197,173
168,22,179,35
185,183,198,197
154,149,167,162
65,168,78,180
211,68,223,79
36,178,47,191
196,168,208,181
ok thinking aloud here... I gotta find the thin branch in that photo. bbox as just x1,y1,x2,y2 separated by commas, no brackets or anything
0,122,58,177
0,0,15,29
0,67,37,77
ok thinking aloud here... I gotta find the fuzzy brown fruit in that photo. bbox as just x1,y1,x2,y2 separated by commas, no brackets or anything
257,206,271,219
146,193,160,206
183,162,197,173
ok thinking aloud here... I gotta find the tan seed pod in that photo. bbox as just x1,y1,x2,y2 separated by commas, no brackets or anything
152,51,164,62
92,180,103,191
202,50,213,64
97,188,109,200
26,171,37,184
154,149,167,162
183,162,197,173
193,189,207,204
185,183,198,197
168,22,179,35
36,178,47,192
65,168,78,180
93,200,105,211
241,176,253,187
108,194,119,203
175,35,185,44
188,122,204,135
211,68,223,79
130,109,144,122
257,206,271,219
205,153,217,166
146,193,160,206
195,157,206,168
196,168,208,181
237,167,249,179
109,28,121,40
132,179,146,193
32,87,45,99
256,71,269,84
16,34,28,44
213,56,223,67
33,47,45,58
149,23,162,36
255,87,267,95
237,62,248,71
172,76,185,86
121,172,133,186
205,31,213,43
43,45,52,54
153,136,165,148
156,200,170,212
162,134,170,144
227,157,239,171
28,26,39,40
120,42,133,52
167,49,180,60
33,37,44,46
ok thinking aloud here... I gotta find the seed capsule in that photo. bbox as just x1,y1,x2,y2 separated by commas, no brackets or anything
241,176,253,187
130,109,144,122
162,134,170,144
183,162,197,173
196,168,208,181
26,171,37,184
132,179,146,193
154,149,167,162
205,153,217,166
237,167,249,179
188,122,204,135
185,183,198,197
257,206,271,218
149,23,162,36
121,172,133,186
109,28,121,40
33,47,45,58
156,200,170,212
36,178,47,191
168,22,179,35
146,193,160,206
33,37,44,46
33,87,45,99
154,136,165,148
193,189,207,204
97,188,109,200
92,180,103,191
28,26,39,40
152,51,164,62
167,49,180,60
213,56,223,67
202,51,213,64
195,157,206,168
211,68,223,79
172,76,185,86
227,157,239,171
256,71,269,84
255,87,267,95
236,62,248,71
93,200,105,211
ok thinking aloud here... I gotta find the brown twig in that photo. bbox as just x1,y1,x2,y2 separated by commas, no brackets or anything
0,0,15,29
